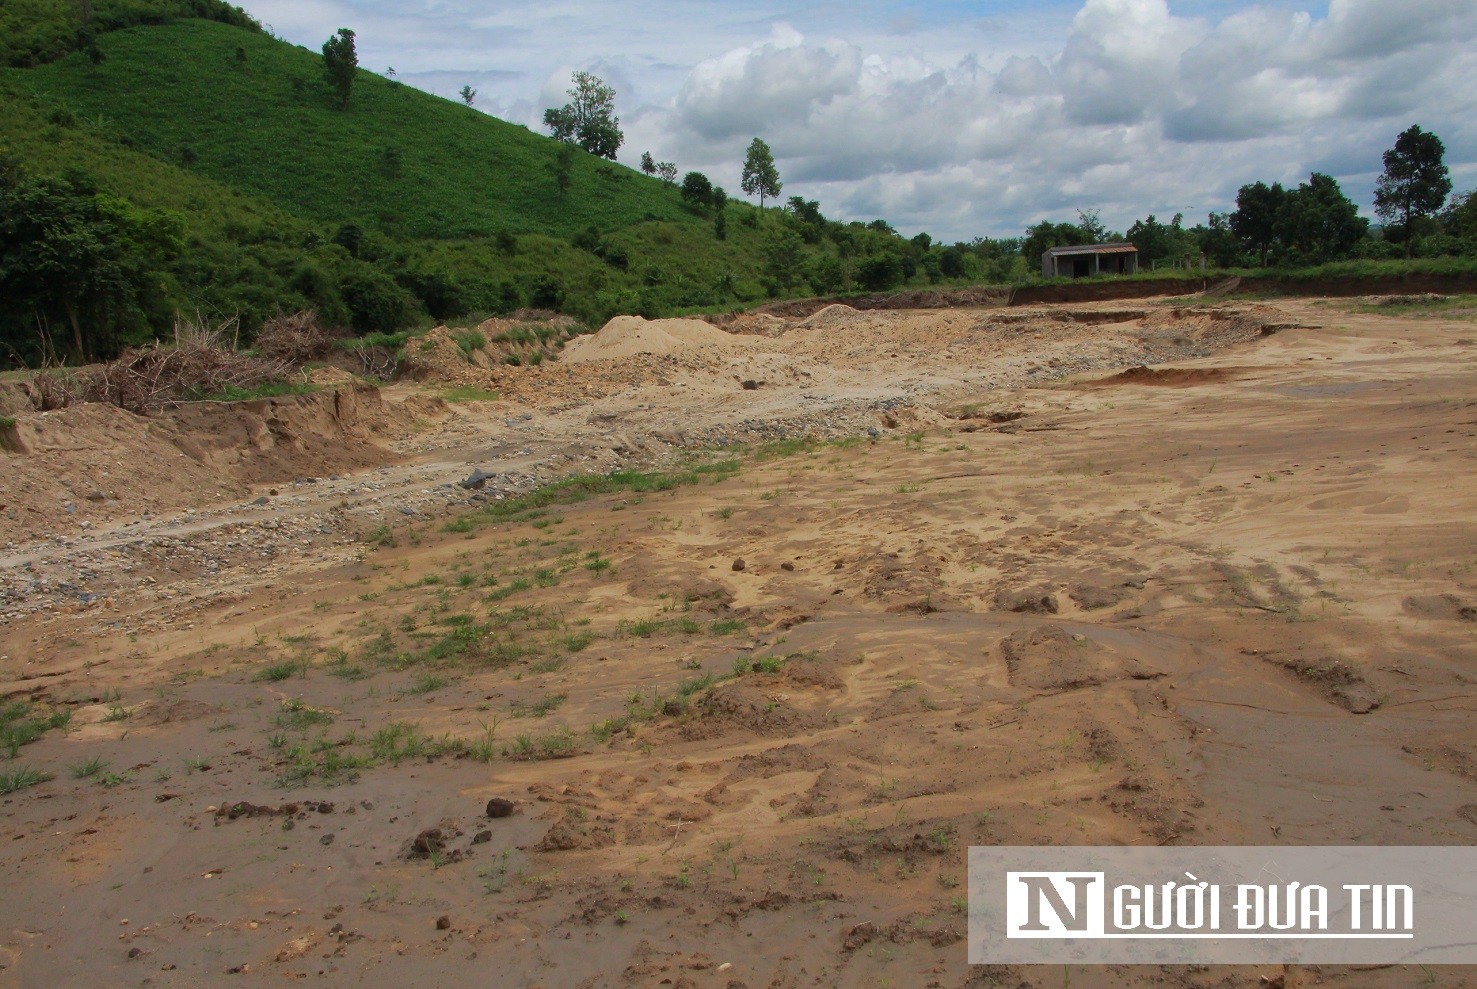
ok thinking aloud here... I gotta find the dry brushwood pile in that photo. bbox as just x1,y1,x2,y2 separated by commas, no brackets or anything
251,310,342,364
24,315,299,414
72,342,293,412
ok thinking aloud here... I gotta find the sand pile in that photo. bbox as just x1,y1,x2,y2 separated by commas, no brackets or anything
560,316,756,364
797,304,860,329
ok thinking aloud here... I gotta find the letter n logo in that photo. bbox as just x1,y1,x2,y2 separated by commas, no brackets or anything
1006,872,1105,937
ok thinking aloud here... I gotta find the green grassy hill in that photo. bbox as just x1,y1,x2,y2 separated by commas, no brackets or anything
0,0,259,68
7,20,701,239
0,10,940,365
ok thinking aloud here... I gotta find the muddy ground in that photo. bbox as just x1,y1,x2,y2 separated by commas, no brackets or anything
1,296,1475,988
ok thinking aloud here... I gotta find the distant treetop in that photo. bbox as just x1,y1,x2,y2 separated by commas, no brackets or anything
542,71,623,160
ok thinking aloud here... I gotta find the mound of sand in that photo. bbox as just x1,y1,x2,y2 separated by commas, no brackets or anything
560,316,755,364
797,304,860,329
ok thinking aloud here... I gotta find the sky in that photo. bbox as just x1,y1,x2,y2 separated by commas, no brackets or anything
240,0,1477,243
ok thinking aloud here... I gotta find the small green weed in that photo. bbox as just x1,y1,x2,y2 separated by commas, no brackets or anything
0,767,52,794
70,756,108,779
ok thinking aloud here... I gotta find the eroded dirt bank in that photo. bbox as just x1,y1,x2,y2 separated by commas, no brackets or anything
1,298,1475,988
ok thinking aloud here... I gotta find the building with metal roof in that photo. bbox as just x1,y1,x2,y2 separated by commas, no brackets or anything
1041,243,1139,278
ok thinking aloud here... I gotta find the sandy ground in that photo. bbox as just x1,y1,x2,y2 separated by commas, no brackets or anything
1,296,1476,988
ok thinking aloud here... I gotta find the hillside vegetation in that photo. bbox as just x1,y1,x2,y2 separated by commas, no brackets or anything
0,0,259,67
10,21,703,240
5,3,1473,370
0,13,945,365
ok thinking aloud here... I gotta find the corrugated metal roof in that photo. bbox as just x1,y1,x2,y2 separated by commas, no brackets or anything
1044,243,1139,257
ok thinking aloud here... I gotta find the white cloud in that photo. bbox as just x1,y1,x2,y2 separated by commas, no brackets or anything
634,0,1477,239
241,0,1477,241
1055,0,1204,125
676,24,861,140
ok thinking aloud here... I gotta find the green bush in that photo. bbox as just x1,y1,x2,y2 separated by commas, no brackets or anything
339,264,418,334
856,252,904,291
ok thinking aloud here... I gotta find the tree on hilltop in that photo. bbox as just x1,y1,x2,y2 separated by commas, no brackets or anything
321,28,357,110
543,72,623,160
1374,125,1452,257
741,138,781,210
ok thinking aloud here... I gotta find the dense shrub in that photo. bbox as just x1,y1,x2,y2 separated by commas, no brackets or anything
856,253,904,291
339,265,417,334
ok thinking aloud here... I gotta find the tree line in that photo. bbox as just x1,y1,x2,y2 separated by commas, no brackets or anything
1024,125,1471,271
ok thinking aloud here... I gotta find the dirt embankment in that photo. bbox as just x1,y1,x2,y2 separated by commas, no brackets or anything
740,271,1477,315
0,299,1296,550
1234,270,1477,298
1014,271,1477,307
746,285,1013,319
1010,276,1213,305
0,383,435,545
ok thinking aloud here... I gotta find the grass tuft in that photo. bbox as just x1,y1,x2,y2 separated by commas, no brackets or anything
0,767,53,794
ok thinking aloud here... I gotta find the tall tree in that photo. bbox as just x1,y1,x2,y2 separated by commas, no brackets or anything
1127,213,1198,267
321,28,357,110
543,71,622,160
1194,212,1242,268
712,186,728,241
1230,181,1286,267
1374,125,1452,257
1021,220,1088,267
639,152,656,176
1279,172,1367,263
1442,189,1477,239
1076,208,1107,243
459,85,476,107
0,168,181,363
763,226,804,293
741,138,781,210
